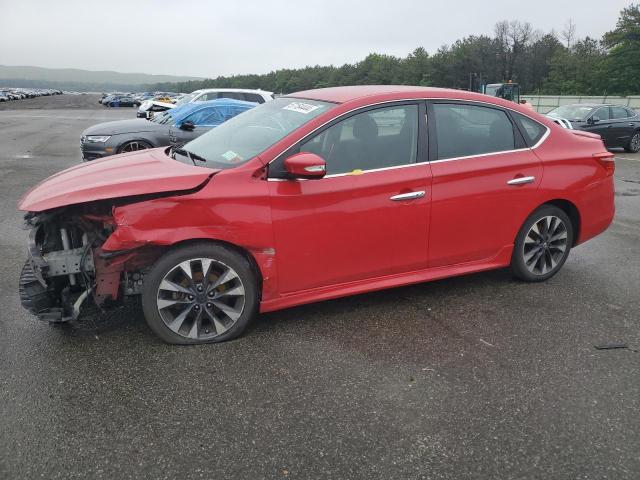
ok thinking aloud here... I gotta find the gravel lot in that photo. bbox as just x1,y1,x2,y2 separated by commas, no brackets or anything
1,94,639,480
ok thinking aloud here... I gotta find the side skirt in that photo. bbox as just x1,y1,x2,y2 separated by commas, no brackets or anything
259,245,514,313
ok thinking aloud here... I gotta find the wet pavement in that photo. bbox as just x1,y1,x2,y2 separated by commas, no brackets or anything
1,95,639,479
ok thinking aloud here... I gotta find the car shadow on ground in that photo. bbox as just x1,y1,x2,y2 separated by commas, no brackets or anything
56,267,515,343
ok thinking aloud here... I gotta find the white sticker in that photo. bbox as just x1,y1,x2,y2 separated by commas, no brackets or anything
282,102,320,114
222,150,242,162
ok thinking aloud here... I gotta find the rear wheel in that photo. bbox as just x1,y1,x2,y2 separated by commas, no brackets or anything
625,132,640,153
511,205,573,282
141,243,259,344
118,140,152,153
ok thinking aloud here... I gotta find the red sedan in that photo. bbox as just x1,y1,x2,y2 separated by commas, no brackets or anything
18,86,615,344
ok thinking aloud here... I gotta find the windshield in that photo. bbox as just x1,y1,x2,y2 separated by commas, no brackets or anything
150,111,175,125
181,97,333,169
547,105,594,121
174,93,195,106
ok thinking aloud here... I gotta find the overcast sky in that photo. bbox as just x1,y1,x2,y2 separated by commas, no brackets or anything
0,0,632,78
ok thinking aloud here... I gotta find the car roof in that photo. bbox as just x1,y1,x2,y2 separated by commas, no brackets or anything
286,85,505,104
192,88,274,95
555,103,630,108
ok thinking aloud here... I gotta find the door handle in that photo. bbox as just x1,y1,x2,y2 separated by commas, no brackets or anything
507,176,535,186
390,191,425,201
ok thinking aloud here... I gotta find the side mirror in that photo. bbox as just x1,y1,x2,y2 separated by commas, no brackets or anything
180,120,195,131
589,117,600,124
283,152,326,179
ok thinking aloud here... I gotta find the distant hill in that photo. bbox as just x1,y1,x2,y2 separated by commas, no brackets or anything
0,65,202,92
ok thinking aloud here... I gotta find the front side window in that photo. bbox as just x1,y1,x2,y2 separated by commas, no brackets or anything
182,108,220,125
433,103,515,160
182,97,333,169
592,107,611,121
299,104,418,175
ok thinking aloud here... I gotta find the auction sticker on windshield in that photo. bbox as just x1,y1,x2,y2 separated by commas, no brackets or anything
222,150,243,163
283,102,321,114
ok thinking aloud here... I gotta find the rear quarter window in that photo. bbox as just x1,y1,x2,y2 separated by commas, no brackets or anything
512,112,547,147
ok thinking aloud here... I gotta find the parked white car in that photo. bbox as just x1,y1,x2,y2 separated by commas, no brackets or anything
137,88,274,118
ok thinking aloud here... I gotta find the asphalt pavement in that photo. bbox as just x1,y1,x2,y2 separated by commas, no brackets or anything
0,95,639,480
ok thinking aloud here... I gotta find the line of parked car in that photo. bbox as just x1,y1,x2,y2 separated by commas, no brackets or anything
82,88,274,160
0,87,64,102
99,91,184,108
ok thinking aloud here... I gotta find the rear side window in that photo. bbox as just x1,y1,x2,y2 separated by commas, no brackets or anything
433,103,515,160
218,92,245,101
243,93,265,103
512,112,547,147
611,106,631,119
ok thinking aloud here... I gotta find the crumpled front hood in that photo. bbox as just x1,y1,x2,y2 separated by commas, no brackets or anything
18,148,217,212
83,118,166,136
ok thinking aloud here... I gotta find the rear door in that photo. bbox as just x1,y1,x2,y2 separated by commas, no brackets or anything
427,101,544,267
609,106,636,147
268,102,432,293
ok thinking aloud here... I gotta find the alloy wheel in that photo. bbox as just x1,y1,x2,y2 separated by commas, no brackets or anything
156,257,246,341
121,141,148,153
631,133,640,152
522,215,568,275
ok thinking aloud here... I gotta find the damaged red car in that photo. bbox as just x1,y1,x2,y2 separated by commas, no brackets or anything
18,86,615,344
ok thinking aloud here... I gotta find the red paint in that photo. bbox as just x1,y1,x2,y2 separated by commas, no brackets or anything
18,148,215,212
283,152,327,178
18,86,615,313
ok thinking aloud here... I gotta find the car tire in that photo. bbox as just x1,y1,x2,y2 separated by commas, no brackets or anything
511,205,574,282
141,242,259,344
625,132,640,153
117,140,152,154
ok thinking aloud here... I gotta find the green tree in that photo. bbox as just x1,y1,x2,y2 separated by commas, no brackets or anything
602,3,640,94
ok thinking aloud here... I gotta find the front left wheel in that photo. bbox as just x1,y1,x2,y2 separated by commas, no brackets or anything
118,140,152,154
142,243,259,344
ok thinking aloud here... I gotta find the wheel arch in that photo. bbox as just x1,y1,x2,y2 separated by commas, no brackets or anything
532,199,581,246
116,137,154,154
157,238,264,299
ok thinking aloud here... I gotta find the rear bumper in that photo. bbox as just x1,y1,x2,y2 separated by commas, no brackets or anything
575,176,615,245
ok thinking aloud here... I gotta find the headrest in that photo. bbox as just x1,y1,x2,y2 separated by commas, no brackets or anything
353,114,378,141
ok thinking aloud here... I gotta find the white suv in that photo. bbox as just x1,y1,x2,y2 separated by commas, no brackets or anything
137,88,274,118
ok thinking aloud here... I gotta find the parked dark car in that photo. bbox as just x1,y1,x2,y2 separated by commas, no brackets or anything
103,95,139,107
81,100,253,160
168,99,256,147
547,104,640,152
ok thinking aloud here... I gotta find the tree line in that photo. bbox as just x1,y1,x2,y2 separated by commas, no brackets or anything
149,4,640,96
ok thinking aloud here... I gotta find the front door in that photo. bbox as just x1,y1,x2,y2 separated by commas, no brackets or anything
268,102,432,294
584,106,616,146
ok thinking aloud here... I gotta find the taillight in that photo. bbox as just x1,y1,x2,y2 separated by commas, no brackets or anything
593,152,615,176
